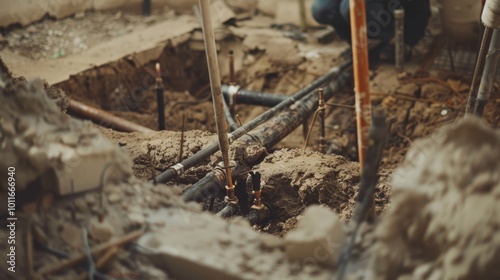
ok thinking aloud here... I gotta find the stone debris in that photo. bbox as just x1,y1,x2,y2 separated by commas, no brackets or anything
284,205,346,266
370,117,500,280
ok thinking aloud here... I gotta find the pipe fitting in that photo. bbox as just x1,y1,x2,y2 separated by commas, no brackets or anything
482,0,500,29
247,203,271,225
169,163,185,176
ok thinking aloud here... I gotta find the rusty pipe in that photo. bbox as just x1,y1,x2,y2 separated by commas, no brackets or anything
474,29,500,117
349,0,372,169
155,63,166,130
67,99,154,133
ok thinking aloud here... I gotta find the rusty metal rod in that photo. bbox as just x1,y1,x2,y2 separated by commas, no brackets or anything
228,50,236,85
199,0,236,202
183,71,351,202
318,88,327,153
474,29,500,117
349,0,372,169
154,60,352,184
67,99,154,133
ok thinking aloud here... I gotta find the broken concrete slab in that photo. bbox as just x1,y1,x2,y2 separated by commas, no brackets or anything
284,205,346,266
137,208,335,280
0,15,198,85
0,76,132,212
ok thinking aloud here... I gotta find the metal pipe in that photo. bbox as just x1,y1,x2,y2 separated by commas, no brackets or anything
466,26,494,114
199,0,236,202
318,88,327,153
228,50,236,85
223,96,239,131
67,99,154,133
183,71,352,202
154,60,352,184
349,0,372,169
217,202,239,218
394,8,405,71
155,63,166,130
222,86,287,107
474,29,500,117
143,0,151,16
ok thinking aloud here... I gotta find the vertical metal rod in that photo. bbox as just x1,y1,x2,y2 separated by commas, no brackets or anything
198,0,236,201
178,114,186,163
349,0,372,169
228,50,236,85
298,0,307,30
466,26,494,114
394,8,405,72
155,63,166,130
143,0,151,16
318,88,327,154
474,29,500,117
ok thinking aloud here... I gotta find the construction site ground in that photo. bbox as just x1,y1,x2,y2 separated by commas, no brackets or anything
1,1,500,280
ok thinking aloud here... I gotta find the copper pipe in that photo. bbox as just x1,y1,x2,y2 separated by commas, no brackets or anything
155,63,166,130
349,0,372,169
199,0,236,202
67,99,154,133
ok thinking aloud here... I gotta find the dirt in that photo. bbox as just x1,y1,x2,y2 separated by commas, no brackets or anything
369,117,500,280
2,3,500,280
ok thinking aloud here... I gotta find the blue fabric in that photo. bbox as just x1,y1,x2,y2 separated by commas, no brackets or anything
312,0,430,46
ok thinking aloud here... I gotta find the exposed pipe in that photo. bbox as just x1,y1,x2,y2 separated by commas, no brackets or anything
394,8,405,72
153,60,352,184
465,26,494,114
349,0,372,169
223,96,239,131
155,63,166,130
474,29,500,116
246,172,271,225
222,85,287,107
67,99,154,133
182,71,352,203
198,0,236,203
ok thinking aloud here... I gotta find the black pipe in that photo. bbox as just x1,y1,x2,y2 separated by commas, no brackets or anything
182,71,352,202
223,95,239,131
217,203,239,218
222,86,287,107
156,84,166,130
153,60,352,184
143,0,151,16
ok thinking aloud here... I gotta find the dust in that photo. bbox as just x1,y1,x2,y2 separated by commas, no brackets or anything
370,117,500,280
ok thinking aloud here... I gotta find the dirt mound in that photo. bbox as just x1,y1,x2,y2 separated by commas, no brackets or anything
371,117,500,279
254,149,391,235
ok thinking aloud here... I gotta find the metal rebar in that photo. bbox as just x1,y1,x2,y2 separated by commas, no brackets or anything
466,26,493,114
67,99,154,133
154,60,352,184
199,0,236,202
394,8,405,71
474,29,500,117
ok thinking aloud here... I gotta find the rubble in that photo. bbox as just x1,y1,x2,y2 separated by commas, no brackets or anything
370,117,500,279
284,205,346,266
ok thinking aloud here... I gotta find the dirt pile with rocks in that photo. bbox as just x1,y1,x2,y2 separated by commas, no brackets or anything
370,117,500,280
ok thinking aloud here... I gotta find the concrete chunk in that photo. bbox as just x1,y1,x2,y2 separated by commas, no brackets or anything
284,205,346,266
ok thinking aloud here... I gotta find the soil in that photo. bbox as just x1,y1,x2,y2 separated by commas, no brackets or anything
1,3,500,280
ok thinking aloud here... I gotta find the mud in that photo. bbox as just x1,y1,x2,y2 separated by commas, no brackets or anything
370,117,500,280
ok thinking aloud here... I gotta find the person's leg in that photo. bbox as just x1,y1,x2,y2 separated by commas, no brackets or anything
312,0,351,40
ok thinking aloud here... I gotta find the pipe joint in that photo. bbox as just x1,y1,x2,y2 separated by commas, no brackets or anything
247,204,271,225
169,163,185,176
482,0,500,29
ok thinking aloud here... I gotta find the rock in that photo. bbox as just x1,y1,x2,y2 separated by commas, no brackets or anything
74,198,88,212
61,223,83,250
284,205,346,266
108,192,122,204
89,218,115,242
128,213,145,226
260,234,283,249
